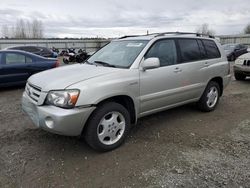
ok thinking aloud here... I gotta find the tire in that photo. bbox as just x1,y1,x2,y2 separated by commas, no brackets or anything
63,58,69,64
84,102,131,152
234,72,246,81
197,81,220,112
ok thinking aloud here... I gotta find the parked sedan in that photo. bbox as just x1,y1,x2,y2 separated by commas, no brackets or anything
222,43,248,61
7,46,58,58
234,52,250,80
0,50,59,87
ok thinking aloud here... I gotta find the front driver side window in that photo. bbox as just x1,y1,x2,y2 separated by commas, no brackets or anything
145,40,177,67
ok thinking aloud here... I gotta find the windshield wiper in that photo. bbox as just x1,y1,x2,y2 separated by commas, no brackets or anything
94,61,116,67
84,60,93,65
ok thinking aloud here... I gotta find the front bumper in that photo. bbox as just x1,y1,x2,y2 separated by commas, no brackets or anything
22,92,95,136
234,65,250,75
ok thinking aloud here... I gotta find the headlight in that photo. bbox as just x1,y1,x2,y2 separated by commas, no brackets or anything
235,59,244,65
46,89,80,108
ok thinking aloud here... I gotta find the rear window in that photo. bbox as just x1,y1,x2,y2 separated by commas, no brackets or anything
178,39,201,63
202,40,221,59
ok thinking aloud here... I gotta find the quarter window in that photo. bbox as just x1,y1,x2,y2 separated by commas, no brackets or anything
202,40,221,59
145,40,177,67
178,39,201,63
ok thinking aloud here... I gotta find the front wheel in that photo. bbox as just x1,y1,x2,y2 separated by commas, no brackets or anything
197,81,220,112
84,102,131,152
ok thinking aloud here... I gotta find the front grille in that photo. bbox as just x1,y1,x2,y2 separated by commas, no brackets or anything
243,60,250,66
25,83,42,103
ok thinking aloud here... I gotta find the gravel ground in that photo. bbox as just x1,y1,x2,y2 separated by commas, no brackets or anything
0,76,250,187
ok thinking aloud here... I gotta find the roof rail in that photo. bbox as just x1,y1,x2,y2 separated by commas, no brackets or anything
154,32,215,38
118,35,141,39
118,33,159,39
118,32,215,39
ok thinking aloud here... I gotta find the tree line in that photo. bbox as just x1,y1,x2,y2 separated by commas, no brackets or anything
1,19,250,39
1,19,44,39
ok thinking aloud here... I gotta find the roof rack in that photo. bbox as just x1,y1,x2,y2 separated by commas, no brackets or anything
118,32,215,39
154,32,215,38
118,33,158,39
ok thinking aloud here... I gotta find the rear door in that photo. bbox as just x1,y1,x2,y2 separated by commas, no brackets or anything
0,52,29,86
174,38,208,101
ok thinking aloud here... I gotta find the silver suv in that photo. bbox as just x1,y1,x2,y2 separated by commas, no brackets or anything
22,32,231,151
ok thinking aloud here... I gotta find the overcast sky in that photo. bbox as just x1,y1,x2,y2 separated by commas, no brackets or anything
1,0,250,38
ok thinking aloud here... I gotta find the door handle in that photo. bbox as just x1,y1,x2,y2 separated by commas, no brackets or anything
174,67,182,73
204,62,209,67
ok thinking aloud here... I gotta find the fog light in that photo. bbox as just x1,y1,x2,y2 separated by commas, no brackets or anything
45,117,54,129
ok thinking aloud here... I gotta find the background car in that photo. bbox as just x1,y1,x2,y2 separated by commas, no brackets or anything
234,52,250,80
7,46,58,58
0,50,59,87
222,43,248,61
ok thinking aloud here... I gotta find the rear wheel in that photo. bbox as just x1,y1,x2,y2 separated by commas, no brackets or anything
197,81,220,112
234,72,246,81
84,102,131,152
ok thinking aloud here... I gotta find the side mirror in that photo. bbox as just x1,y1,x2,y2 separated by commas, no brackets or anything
141,57,160,71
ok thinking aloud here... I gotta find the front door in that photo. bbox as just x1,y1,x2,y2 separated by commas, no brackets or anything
139,39,185,115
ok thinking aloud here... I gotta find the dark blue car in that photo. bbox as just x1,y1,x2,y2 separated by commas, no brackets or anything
0,50,59,87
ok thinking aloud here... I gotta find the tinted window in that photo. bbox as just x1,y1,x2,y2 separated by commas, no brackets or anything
178,39,201,63
202,40,221,59
197,40,206,59
145,40,177,67
6,53,26,65
25,47,39,53
0,53,2,64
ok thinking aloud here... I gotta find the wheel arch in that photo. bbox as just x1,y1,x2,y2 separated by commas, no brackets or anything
82,94,137,136
208,77,223,96
95,95,137,125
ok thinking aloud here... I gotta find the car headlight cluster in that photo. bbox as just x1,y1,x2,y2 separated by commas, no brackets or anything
46,89,80,108
235,59,244,65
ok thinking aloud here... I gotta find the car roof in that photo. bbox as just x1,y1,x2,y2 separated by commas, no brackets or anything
117,32,216,42
0,50,46,59
8,45,46,49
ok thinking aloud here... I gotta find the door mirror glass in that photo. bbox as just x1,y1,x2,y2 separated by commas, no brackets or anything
141,57,160,70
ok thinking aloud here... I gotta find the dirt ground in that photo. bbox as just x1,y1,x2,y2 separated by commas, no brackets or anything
0,76,250,187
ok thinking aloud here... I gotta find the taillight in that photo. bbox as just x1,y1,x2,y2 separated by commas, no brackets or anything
54,59,60,67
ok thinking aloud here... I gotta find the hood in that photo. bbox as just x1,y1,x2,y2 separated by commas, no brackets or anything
224,50,232,55
28,64,121,91
238,52,250,59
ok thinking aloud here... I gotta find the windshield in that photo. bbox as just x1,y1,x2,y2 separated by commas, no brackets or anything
223,44,236,51
87,40,148,68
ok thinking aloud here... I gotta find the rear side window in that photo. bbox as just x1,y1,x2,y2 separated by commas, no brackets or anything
6,53,26,65
178,39,201,63
145,39,177,67
26,56,33,63
202,40,221,59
